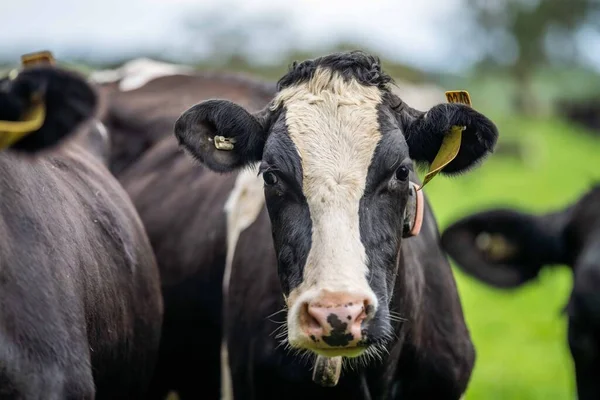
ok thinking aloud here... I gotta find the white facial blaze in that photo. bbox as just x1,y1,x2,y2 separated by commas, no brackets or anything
274,68,383,341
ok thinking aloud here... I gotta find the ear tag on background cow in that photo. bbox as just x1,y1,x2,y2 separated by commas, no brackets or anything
419,90,472,189
0,51,54,150
21,50,56,68
0,98,46,150
312,355,342,387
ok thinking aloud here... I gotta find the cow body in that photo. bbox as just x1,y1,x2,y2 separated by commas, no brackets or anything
441,185,600,400
104,52,498,399
119,138,475,399
0,66,163,399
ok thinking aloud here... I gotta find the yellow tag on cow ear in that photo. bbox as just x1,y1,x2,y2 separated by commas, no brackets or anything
0,101,46,150
419,90,472,189
21,50,56,67
0,51,54,150
445,90,471,107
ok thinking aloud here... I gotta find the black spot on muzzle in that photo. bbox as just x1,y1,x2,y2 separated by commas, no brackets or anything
322,314,354,347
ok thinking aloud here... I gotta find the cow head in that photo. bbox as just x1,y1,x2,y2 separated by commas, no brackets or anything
0,65,97,153
176,51,498,360
441,207,573,288
441,186,600,299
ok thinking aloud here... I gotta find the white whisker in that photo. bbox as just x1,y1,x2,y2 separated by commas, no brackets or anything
265,308,288,320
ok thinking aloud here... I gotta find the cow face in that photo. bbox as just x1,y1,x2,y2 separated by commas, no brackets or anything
176,51,498,360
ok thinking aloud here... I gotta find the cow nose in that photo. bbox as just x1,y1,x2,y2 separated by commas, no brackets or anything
301,295,371,347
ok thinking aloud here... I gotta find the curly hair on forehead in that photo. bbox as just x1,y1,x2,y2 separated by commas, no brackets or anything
276,50,395,92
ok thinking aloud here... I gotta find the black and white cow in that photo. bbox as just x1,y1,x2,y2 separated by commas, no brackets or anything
441,185,600,400
0,64,163,399
106,51,496,399
172,51,499,399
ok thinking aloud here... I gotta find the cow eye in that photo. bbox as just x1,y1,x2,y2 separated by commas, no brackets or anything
263,171,279,186
395,165,409,181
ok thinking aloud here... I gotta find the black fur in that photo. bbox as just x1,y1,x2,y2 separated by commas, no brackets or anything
354,104,414,345
441,185,600,400
0,127,163,398
0,66,97,153
277,50,394,91
261,116,311,295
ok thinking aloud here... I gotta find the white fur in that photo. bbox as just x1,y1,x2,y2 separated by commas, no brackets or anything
273,68,381,346
89,58,194,92
220,163,265,400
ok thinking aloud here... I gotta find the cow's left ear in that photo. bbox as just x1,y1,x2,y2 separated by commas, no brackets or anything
404,103,498,174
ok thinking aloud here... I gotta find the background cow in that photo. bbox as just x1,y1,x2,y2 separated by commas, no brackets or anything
441,185,600,400
0,65,163,398
113,51,498,399
89,59,279,399
90,58,277,176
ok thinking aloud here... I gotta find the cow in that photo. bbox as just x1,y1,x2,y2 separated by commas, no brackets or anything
441,185,600,400
0,62,163,398
114,51,499,399
90,58,277,176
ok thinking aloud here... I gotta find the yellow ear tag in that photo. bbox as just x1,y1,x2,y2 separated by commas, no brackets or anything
0,51,54,150
420,90,472,189
0,101,46,150
21,50,56,68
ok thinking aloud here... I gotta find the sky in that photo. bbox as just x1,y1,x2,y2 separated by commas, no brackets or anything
1,0,476,72
2,0,599,73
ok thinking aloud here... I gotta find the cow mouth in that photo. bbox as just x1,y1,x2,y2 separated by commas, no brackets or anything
311,346,366,358
290,334,369,358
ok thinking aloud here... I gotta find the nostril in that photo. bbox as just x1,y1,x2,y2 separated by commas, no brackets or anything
300,303,323,341
304,303,321,331
366,301,375,314
351,300,371,326
364,301,375,320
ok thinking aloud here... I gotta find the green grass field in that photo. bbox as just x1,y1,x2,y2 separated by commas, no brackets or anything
422,113,600,399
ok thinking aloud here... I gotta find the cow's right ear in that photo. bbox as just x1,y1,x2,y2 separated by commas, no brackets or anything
174,99,268,173
441,208,569,288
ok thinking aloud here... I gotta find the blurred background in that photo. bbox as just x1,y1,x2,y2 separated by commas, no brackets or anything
3,0,600,398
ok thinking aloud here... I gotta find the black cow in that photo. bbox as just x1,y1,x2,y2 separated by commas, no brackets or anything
441,185,600,400
117,51,498,399
0,65,163,398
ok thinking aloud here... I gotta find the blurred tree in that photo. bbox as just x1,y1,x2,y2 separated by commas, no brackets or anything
466,0,600,115
182,4,293,67
182,7,429,84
